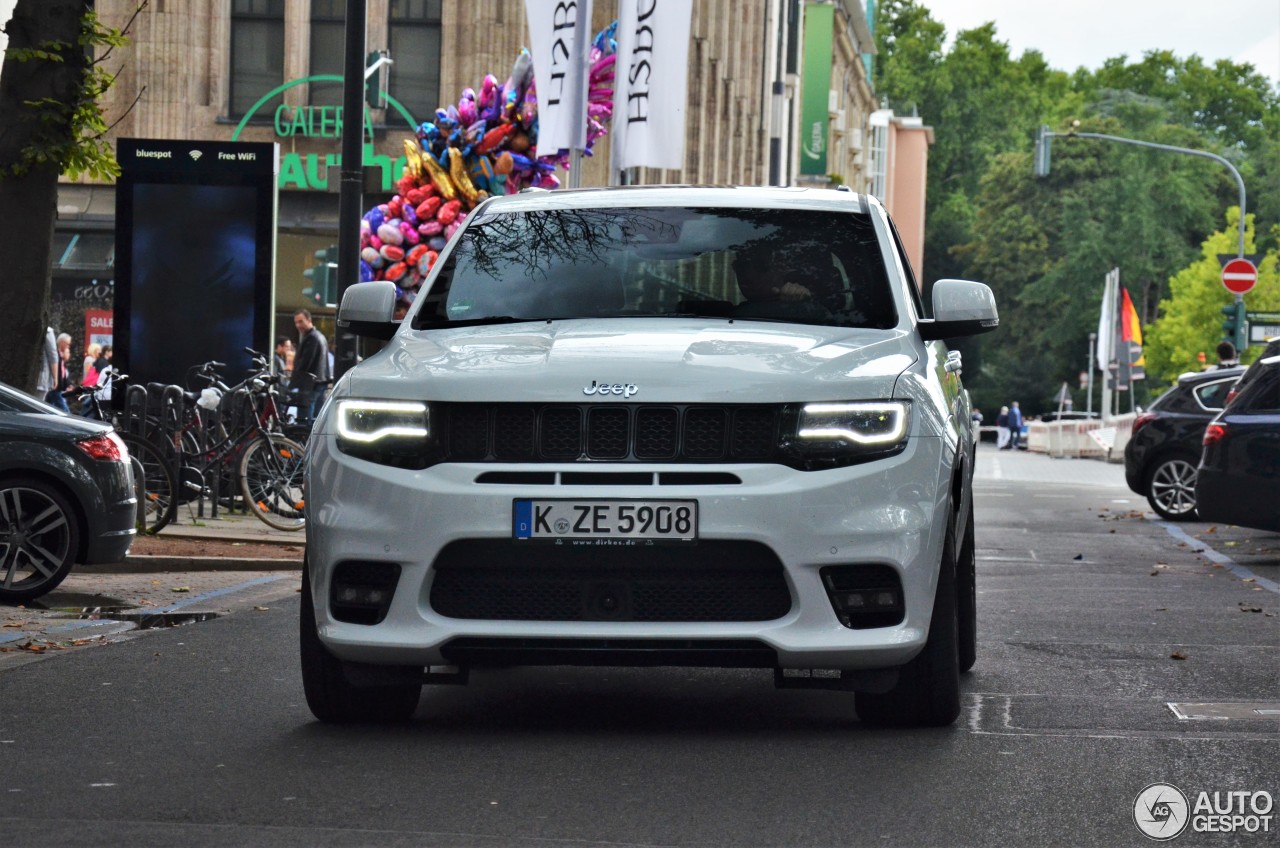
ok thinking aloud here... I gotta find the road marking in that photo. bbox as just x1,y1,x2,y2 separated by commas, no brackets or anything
967,694,1280,740
1158,522,1280,595
1168,702,1280,721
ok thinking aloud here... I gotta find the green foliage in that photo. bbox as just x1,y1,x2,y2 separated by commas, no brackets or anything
1145,211,1280,384
873,1,1280,414
3,8,130,182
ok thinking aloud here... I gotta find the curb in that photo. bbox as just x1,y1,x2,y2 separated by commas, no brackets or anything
84,555,303,574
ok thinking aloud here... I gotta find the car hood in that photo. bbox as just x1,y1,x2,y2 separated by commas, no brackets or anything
343,318,919,404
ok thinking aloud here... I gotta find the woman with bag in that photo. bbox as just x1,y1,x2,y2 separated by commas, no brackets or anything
81,343,102,387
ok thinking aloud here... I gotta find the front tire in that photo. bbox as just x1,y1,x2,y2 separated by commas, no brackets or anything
0,478,81,604
856,525,962,728
957,500,977,673
1145,453,1199,520
300,563,421,723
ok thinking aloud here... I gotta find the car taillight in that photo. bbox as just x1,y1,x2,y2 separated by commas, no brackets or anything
1224,388,1239,406
76,430,128,462
1203,423,1227,446
1132,412,1158,434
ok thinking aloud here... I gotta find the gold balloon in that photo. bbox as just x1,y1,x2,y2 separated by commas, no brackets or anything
401,139,423,180
421,152,457,201
448,147,480,207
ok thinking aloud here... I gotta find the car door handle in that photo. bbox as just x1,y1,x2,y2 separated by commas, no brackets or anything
944,351,963,374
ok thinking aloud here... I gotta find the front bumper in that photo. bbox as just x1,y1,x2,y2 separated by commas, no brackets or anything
305,432,953,671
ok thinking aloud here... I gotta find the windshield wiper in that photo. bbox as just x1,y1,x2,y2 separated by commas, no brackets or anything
414,315,533,328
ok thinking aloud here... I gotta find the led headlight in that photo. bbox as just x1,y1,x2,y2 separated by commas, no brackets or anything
336,400,433,468
792,400,911,463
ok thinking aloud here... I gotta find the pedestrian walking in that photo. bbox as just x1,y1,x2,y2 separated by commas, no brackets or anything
1008,401,1025,450
1213,341,1239,369
43,333,74,413
274,336,294,392
291,309,329,426
35,326,58,403
81,343,102,387
996,405,1010,449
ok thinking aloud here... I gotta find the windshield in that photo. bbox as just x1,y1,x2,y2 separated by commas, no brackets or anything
411,206,897,329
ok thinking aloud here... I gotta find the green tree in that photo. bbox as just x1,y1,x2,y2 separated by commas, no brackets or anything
956,113,1225,413
1145,210,1280,383
0,1,135,393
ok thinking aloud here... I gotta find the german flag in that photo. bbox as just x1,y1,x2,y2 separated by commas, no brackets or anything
1119,287,1145,378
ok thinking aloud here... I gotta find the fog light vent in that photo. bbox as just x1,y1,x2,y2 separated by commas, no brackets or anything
820,565,904,629
330,561,401,625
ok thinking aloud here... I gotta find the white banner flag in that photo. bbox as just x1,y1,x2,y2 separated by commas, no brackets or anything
1096,268,1117,372
610,0,693,173
525,0,593,157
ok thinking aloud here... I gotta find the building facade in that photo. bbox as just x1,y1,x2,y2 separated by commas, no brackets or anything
44,0,921,362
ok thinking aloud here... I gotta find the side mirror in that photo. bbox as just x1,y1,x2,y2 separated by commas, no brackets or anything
337,281,398,340
918,279,999,340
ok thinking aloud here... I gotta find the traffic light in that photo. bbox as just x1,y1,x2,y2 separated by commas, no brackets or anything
302,245,339,307
1033,125,1052,177
1220,300,1246,351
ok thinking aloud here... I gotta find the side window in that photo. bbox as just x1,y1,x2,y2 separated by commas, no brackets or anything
309,0,345,107
229,0,285,118
1234,366,1280,413
1194,378,1236,411
388,0,443,123
882,210,926,319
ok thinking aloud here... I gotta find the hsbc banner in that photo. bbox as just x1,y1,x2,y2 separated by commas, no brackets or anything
610,0,692,172
526,0,594,156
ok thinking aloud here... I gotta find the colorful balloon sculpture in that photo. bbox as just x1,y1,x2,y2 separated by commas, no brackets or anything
360,24,619,310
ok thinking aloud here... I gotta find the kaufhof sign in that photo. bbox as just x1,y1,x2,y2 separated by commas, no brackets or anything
231,75,418,192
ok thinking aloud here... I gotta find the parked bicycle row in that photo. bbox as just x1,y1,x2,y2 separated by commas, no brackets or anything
75,348,308,535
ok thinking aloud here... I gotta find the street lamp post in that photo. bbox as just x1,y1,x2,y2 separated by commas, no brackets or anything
1087,332,1096,417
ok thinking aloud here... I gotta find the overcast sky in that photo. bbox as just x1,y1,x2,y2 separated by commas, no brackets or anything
918,0,1280,85
1,1,1275,90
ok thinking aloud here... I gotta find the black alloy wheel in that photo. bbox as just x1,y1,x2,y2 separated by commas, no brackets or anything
0,478,81,604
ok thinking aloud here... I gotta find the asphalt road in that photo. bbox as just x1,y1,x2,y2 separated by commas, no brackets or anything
1,447,1276,847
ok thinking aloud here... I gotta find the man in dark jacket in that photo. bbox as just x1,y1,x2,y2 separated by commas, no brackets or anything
291,309,329,425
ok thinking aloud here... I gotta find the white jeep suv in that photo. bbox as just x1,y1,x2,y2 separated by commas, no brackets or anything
301,186,997,726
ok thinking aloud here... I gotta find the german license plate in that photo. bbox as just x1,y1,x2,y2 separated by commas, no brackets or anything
513,499,698,544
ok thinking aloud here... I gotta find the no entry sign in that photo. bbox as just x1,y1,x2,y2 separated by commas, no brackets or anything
1221,257,1258,295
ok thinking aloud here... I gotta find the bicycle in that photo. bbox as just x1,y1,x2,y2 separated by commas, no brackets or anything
167,352,307,532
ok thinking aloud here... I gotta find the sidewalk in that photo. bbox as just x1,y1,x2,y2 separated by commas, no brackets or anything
106,508,304,573
160,506,304,545
974,442,1129,489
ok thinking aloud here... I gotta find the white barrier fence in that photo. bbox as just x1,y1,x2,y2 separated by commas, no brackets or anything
1026,413,1137,462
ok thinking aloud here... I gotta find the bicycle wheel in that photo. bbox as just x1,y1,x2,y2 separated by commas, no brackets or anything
239,434,306,531
120,434,178,534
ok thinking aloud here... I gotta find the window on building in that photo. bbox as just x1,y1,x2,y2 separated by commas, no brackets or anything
388,0,443,123
230,0,285,119
309,0,345,107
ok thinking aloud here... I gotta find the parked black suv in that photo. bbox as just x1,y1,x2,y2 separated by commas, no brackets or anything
1124,366,1244,520
1195,354,1280,532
